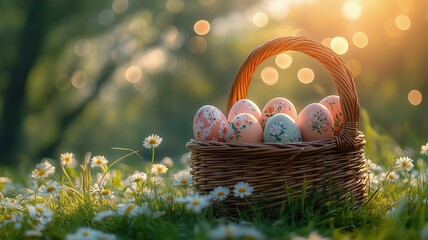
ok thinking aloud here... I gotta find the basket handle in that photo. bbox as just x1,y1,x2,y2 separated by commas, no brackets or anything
226,36,363,150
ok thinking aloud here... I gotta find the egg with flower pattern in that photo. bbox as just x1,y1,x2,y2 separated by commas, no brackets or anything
320,95,344,135
193,105,229,141
264,113,302,143
261,97,297,129
226,113,263,143
297,103,334,141
227,99,261,122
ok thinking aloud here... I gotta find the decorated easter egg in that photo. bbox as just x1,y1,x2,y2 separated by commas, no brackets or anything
297,103,334,141
264,113,302,143
226,113,263,143
227,99,261,122
261,97,298,129
193,105,229,141
320,95,344,135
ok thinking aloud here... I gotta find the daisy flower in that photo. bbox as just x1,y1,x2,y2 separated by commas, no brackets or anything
185,193,211,213
421,143,428,155
208,223,239,239
173,175,193,187
60,152,77,167
117,203,146,217
233,181,254,198
65,227,116,240
27,204,52,225
2,212,23,229
143,134,163,149
25,230,43,238
151,163,168,175
39,181,63,197
291,231,330,240
395,157,414,172
126,171,147,186
90,155,108,168
381,171,399,182
31,160,55,180
210,186,230,201
93,210,116,222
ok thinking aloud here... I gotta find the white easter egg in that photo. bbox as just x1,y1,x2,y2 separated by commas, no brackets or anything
264,113,302,143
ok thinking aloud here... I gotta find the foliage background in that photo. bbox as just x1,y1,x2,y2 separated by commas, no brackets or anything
0,0,427,165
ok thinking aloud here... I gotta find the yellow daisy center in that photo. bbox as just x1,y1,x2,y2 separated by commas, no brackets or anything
192,200,200,206
36,207,44,214
217,191,224,196
125,204,135,215
47,186,56,192
102,189,110,195
96,159,103,165
180,179,188,184
238,188,246,193
149,138,157,145
402,162,407,167
83,232,89,237
37,169,46,176
5,214,13,220
157,167,164,172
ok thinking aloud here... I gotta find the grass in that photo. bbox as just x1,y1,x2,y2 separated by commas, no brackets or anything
1,119,428,240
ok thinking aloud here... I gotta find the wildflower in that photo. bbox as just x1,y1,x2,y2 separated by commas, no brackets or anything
151,163,168,175
210,186,230,201
60,152,77,167
39,181,63,197
386,207,396,217
291,231,330,240
143,134,163,149
233,181,254,198
27,204,52,225
126,171,147,186
161,156,174,168
25,230,43,238
1,212,23,229
65,227,116,240
173,174,193,187
421,143,428,155
162,193,175,202
93,210,116,222
185,193,211,213
90,155,108,168
1,197,24,211
31,160,55,180
381,171,399,182
395,157,414,172
117,203,146,217
208,223,265,240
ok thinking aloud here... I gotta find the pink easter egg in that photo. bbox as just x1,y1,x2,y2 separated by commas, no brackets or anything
261,97,298,129
297,103,334,141
226,113,263,143
227,99,261,122
193,105,229,141
320,95,344,135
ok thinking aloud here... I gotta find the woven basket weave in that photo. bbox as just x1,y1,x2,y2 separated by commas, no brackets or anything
186,36,367,215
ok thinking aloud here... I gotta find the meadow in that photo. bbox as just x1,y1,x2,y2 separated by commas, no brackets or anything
1,115,428,240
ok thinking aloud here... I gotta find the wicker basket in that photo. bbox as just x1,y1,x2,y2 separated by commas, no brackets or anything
186,36,367,215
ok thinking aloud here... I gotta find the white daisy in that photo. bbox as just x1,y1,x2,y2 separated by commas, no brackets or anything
93,210,116,222
185,193,211,213
208,223,239,239
173,175,193,187
60,152,77,167
117,203,146,217
66,227,116,240
210,186,230,201
31,160,55,180
151,163,168,175
126,171,147,186
381,171,399,182
291,231,330,240
2,212,23,229
90,155,108,168
233,181,254,198
421,143,428,155
25,230,43,238
39,181,63,197
143,134,163,149
27,204,52,225
395,157,414,172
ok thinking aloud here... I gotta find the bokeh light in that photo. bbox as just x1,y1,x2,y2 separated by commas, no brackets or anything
188,36,207,54
408,90,422,106
166,0,184,13
261,67,279,85
112,0,129,14
71,70,87,89
198,0,215,6
330,36,349,55
395,15,411,31
253,12,268,27
352,32,368,48
342,0,362,20
297,68,314,84
98,9,115,26
194,20,211,36
125,66,142,83
74,39,92,57
275,53,292,69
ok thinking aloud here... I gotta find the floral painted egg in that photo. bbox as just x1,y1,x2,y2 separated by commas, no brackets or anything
320,95,344,135
193,105,229,141
297,103,334,141
226,113,263,143
261,97,298,129
227,99,261,122
264,113,302,143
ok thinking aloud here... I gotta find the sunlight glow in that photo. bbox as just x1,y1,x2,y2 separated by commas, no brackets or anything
395,15,411,31
321,38,332,47
261,67,279,85
71,70,87,89
331,37,349,55
198,0,215,6
342,0,362,20
352,32,368,48
253,12,269,27
346,59,362,77
166,0,184,13
188,36,207,54
408,90,422,106
74,39,92,57
275,53,292,69
112,0,129,14
298,68,314,84
194,20,211,35
125,66,142,83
